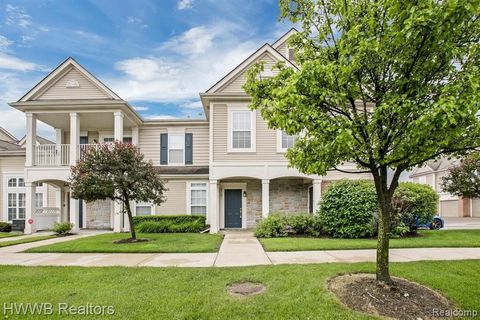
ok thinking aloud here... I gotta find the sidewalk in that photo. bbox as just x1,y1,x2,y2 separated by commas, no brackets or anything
0,231,54,243
0,230,479,268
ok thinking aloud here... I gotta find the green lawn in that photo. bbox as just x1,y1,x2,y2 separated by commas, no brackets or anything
259,230,480,252
0,232,22,239
26,233,224,253
0,235,57,248
1,260,479,319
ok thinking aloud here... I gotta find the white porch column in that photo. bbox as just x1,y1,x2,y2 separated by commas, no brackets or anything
24,182,36,234
69,113,80,165
113,201,123,232
63,187,69,222
114,111,124,142
262,179,270,218
55,128,62,166
312,180,322,213
209,180,219,233
25,113,37,167
69,192,80,233
55,187,62,223
132,126,139,145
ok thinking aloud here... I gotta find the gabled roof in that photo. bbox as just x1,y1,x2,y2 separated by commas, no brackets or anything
18,135,54,147
271,28,299,50
0,126,18,142
19,57,122,102
205,43,298,94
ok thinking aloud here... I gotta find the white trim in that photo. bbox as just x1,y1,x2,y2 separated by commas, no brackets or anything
134,201,154,216
20,58,121,102
186,181,209,216
220,182,247,229
206,44,297,93
167,131,186,166
271,28,298,49
227,104,256,153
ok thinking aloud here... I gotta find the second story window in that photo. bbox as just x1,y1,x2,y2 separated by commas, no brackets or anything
168,134,185,164
277,130,298,152
229,109,255,152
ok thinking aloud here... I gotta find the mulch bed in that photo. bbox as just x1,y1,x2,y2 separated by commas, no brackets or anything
113,238,149,244
227,282,266,297
328,273,453,320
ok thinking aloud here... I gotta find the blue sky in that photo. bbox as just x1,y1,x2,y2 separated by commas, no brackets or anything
0,0,292,139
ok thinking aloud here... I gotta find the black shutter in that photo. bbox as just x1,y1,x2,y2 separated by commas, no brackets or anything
160,133,168,165
185,133,193,165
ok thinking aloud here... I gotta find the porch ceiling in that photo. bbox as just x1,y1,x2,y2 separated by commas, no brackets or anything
35,112,136,131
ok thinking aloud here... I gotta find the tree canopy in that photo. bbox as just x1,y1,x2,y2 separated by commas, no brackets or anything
442,153,480,198
245,0,480,284
70,142,166,240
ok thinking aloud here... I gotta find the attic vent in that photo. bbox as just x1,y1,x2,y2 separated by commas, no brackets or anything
65,79,80,88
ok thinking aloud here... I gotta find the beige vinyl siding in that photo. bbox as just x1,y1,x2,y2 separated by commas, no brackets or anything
155,181,187,214
212,104,287,162
276,41,288,57
138,125,208,166
0,156,26,222
35,67,110,100
219,52,280,93
0,131,16,142
47,184,57,207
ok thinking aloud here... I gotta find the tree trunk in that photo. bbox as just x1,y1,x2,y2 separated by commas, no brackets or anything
123,198,136,240
372,166,394,285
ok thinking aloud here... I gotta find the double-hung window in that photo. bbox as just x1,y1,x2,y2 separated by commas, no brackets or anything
135,202,152,216
168,134,185,164
189,182,207,215
277,130,298,152
6,177,26,221
229,108,255,152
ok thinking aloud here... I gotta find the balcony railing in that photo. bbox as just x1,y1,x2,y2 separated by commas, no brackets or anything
34,144,70,166
33,144,104,166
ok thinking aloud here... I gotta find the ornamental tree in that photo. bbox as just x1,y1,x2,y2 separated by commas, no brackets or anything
70,142,166,240
441,153,480,198
244,0,480,284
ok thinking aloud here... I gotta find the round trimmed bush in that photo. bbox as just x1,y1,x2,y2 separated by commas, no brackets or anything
319,180,377,238
393,182,439,232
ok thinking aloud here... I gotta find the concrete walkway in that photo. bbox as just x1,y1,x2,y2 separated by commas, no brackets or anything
444,217,480,229
0,230,479,268
0,231,54,242
214,231,271,266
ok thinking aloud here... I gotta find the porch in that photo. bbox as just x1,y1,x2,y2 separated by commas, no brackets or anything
209,177,322,232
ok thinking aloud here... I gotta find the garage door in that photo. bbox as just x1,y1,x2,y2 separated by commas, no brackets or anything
472,199,480,217
440,200,459,217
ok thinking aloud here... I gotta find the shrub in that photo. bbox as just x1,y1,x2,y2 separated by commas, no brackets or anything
254,214,288,238
52,222,73,235
134,215,206,233
0,222,12,232
132,215,206,227
255,213,322,238
319,180,377,238
393,182,439,232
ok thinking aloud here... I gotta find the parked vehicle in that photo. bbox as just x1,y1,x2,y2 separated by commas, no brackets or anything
407,215,444,230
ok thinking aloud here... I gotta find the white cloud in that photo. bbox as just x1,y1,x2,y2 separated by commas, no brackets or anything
0,35,13,51
73,30,104,43
144,114,179,120
109,21,264,105
5,4,32,28
161,26,215,55
0,53,46,72
177,0,194,10
133,106,149,111
181,100,203,109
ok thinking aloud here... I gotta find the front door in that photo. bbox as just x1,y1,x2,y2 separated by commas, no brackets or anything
225,189,242,228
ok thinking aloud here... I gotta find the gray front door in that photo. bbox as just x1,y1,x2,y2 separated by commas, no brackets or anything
225,189,242,228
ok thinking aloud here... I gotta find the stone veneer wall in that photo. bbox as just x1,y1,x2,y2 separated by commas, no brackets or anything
86,200,112,229
246,180,262,228
269,178,309,214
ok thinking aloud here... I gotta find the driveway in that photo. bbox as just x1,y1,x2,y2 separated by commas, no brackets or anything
443,217,480,229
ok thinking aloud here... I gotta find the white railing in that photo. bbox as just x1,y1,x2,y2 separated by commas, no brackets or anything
34,144,70,166
34,144,109,166
34,207,60,216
